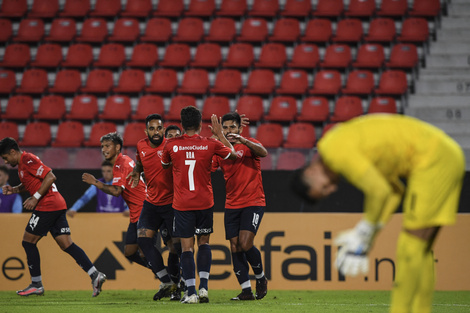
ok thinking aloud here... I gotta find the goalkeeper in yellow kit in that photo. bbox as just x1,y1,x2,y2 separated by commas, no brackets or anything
291,114,465,313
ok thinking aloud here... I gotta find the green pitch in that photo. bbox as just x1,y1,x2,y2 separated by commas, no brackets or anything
1,290,469,313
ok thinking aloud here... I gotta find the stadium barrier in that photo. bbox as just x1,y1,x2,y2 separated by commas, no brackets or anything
1,213,469,291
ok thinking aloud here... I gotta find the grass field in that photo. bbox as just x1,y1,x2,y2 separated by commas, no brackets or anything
1,290,469,313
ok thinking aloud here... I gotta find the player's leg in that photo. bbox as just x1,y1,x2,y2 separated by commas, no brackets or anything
161,206,181,287
18,229,44,296
195,207,214,303
125,222,150,268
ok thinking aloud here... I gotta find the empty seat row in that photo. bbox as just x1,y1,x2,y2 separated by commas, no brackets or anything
0,0,443,19
0,16,431,45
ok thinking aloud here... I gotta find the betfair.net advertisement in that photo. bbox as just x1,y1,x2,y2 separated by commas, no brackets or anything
1,213,469,291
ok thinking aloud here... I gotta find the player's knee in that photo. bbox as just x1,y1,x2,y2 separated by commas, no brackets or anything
240,241,254,252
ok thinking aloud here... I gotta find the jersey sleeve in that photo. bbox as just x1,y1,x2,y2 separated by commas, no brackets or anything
213,139,232,160
112,166,126,190
136,144,142,163
161,142,171,165
211,155,220,172
23,154,51,179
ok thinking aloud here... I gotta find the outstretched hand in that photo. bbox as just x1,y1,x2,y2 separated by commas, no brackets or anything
209,114,223,138
82,173,97,185
126,171,140,188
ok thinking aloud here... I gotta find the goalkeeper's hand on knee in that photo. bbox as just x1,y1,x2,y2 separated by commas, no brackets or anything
334,219,378,277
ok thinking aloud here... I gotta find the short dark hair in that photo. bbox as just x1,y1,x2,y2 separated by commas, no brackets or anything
101,160,113,167
0,164,9,175
165,125,182,137
221,112,241,126
289,165,317,205
100,132,123,152
145,113,163,127
0,137,20,156
180,106,201,131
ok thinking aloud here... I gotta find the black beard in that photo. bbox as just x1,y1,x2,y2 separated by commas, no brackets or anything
148,135,163,146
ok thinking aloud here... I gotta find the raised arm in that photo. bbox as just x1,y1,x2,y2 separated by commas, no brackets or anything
82,172,123,197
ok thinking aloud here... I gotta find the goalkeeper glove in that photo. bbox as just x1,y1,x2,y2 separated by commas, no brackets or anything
334,219,378,277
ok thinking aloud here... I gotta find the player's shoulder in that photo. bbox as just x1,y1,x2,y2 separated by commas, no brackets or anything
21,152,41,166
137,138,149,148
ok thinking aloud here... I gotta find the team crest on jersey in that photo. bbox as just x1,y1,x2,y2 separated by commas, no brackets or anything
157,150,163,159
236,150,244,158
173,146,178,153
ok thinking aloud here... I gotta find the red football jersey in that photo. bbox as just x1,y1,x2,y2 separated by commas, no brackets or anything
112,153,146,223
18,152,67,212
161,134,233,211
212,138,266,209
136,138,173,206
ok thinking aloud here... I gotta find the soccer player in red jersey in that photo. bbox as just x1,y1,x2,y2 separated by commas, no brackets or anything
127,114,180,300
161,106,237,304
211,112,269,301
0,137,106,297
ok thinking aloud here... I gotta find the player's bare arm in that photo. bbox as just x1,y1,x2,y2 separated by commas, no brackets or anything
126,160,143,188
227,134,268,158
82,172,122,197
2,183,25,195
210,114,237,160
23,171,56,210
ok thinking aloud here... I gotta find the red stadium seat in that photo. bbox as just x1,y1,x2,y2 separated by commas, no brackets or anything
141,17,172,43
0,19,12,42
131,95,165,120
81,69,114,94
202,96,231,121
297,97,330,122
236,95,264,122
254,43,287,69
287,44,320,70
364,18,396,43
190,43,222,69
0,121,19,141
309,70,342,96
222,43,254,69
320,44,352,70
264,96,297,122
301,19,332,44
66,95,99,120
376,0,407,17
177,69,209,95
172,17,204,44
108,18,140,43
0,70,16,95
409,0,441,18
84,122,117,147
276,70,309,96
284,123,316,149
45,18,76,42
13,18,44,43
52,121,85,147
159,43,191,68
60,0,90,18
33,95,66,120
113,69,146,94
145,68,178,94
153,0,184,17
93,43,126,68
276,150,306,170
0,43,30,68
386,44,419,69
16,69,48,95
256,123,283,148
237,18,268,43
330,96,363,122
217,0,247,17
99,95,132,121
20,122,52,147
341,70,375,96
2,95,34,121
76,18,108,43
368,97,397,114
185,0,215,17
397,18,429,43
248,0,279,17
61,43,93,68
121,0,152,17
205,17,236,43
374,70,408,96
243,69,276,95
210,69,242,95
313,0,343,17
166,95,197,121
0,0,27,17
123,122,146,147
269,18,300,43
332,18,363,44
281,0,311,17
49,69,81,94
126,43,158,68
352,43,385,70
30,43,62,69
89,0,121,17
344,0,375,18
28,0,59,18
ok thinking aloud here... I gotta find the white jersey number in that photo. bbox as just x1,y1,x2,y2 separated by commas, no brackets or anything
185,160,196,191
